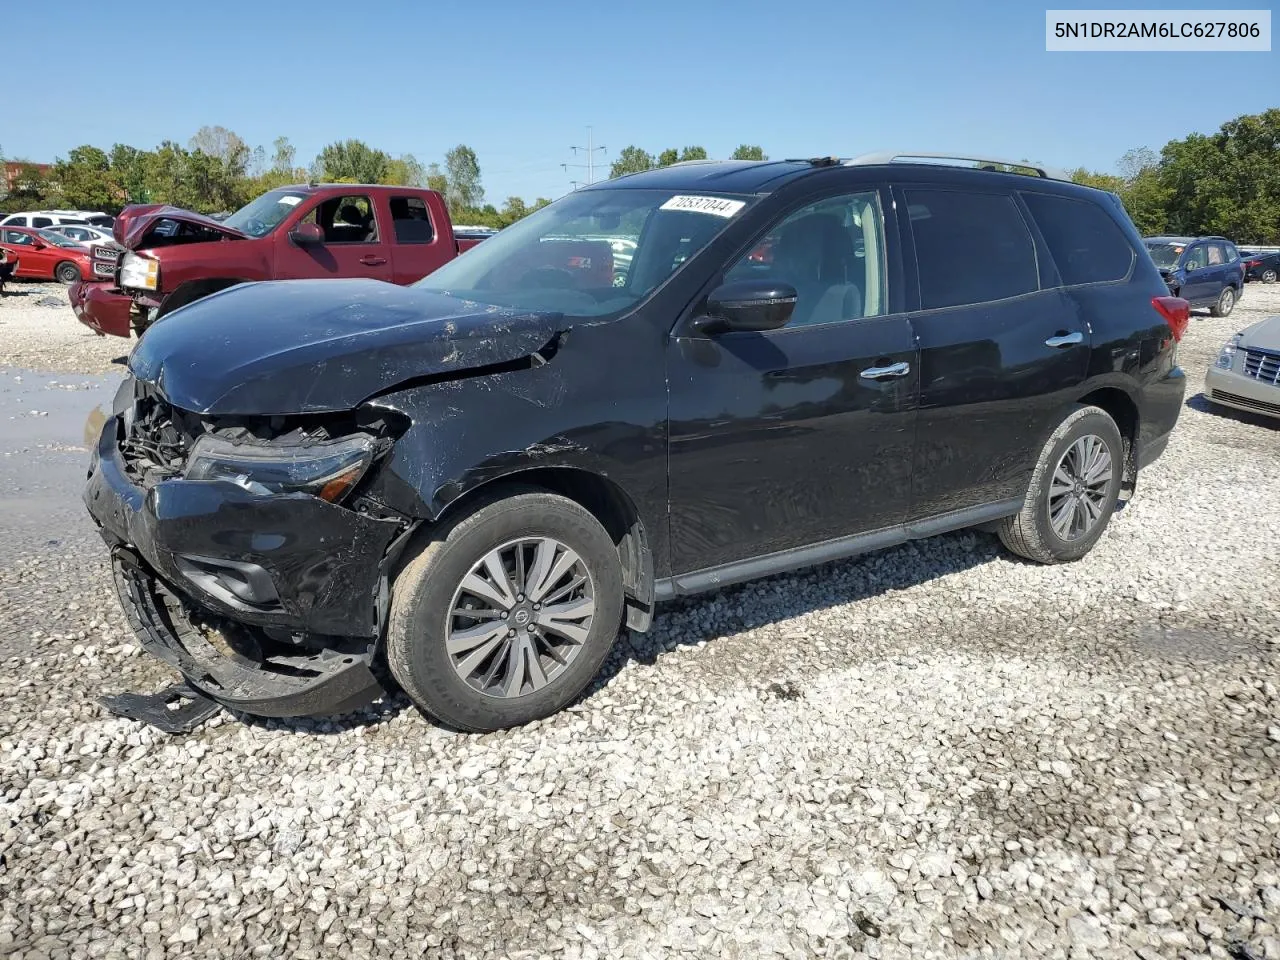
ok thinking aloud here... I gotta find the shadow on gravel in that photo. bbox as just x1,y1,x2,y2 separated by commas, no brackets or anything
1186,391,1280,431
233,690,412,736
592,529,1007,692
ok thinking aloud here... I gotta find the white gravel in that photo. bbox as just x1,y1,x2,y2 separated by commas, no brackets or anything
0,280,125,374
1,285,1278,959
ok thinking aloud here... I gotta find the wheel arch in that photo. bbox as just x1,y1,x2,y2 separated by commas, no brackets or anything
158,277,251,318
1076,384,1141,502
404,466,656,633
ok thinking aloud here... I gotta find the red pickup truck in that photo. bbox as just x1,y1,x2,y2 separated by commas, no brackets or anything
70,183,488,338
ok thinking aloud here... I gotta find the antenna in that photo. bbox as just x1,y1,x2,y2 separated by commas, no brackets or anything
564,125,607,186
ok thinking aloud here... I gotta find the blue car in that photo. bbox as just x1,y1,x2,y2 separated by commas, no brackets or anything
1143,236,1245,317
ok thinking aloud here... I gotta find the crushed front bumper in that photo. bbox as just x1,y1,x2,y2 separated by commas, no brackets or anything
69,281,134,338
84,413,404,717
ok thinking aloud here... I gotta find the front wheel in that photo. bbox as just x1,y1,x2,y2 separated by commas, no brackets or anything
1210,286,1236,317
386,489,624,732
55,261,81,284
997,405,1124,564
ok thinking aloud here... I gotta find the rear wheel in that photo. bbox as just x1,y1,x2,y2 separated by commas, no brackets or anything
387,489,624,732
1210,286,1236,317
1263,268,1277,284
998,405,1124,564
55,261,81,284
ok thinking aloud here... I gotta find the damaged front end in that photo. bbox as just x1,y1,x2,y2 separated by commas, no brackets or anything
85,377,416,717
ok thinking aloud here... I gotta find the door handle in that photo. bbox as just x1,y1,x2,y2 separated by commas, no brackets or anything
859,361,911,380
359,255,387,266
1045,331,1083,348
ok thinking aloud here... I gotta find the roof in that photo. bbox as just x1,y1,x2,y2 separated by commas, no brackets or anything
587,160,818,193
274,183,440,194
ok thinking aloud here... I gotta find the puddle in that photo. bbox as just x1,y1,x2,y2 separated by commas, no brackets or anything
0,366,124,559
0,365,121,454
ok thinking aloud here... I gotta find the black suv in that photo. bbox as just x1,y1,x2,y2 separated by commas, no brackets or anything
84,153,1188,732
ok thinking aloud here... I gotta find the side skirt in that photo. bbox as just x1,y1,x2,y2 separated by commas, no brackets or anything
653,499,1020,601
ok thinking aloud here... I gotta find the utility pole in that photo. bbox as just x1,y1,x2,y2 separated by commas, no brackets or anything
563,126,607,188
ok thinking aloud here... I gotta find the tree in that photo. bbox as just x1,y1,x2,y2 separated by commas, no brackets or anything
610,146,654,178
532,197,553,211
1118,147,1158,181
315,139,391,184
426,162,448,195
445,144,483,213
109,144,150,203
500,196,529,224
657,148,679,168
678,146,707,162
731,145,767,161
383,153,425,187
1070,168,1126,193
53,146,116,210
271,136,296,174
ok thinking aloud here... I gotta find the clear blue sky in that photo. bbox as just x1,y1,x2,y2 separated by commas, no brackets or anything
6,0,1276,204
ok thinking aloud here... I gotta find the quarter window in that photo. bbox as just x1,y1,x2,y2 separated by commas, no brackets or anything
905,189,1038,310
390,196,434,244
724,191,886,326
1022,193,1135,286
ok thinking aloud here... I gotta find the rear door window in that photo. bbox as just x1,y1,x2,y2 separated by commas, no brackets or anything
1207,243,1225,266
904,188,1039,310
32,217,52,228
389,196,434,244
1021,193,1135,286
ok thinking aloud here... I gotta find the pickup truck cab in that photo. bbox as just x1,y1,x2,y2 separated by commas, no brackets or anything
69,184,485,338
1143,235,1244,317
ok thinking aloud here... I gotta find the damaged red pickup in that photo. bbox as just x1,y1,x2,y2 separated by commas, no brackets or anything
69,183,489,338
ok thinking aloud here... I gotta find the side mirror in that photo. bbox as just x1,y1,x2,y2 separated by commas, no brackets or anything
693,279,797,335
31,240,46,250
290,222,324,247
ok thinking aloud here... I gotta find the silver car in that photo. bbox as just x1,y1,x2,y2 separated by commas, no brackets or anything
1206,316,1280,420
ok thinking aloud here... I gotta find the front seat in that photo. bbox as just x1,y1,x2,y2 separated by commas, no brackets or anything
337,203,375,242
771,213,863,327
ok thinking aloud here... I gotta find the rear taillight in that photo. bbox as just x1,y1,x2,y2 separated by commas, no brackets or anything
1247,260,1261,268
1152,295,1190,342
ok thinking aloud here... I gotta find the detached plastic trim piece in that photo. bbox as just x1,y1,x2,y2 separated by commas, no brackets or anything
99,682,222,734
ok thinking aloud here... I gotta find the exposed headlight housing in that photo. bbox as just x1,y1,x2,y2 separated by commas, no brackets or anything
1215,334,1241,370
119,251,159,291
184,433,377,502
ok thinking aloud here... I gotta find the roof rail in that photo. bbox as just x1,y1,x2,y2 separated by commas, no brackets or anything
845,152,1071,182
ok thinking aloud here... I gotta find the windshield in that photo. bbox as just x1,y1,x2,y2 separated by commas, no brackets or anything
37,230,80,248
222,189,309,238
413,188,755,318
1145,241,1184,269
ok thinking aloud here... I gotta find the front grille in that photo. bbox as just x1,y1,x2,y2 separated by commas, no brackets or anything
1209,389,1280,417
1243,348,1280,385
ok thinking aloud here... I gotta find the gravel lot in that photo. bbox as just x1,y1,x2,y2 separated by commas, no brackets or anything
1,285,1278,959
0,281,125,374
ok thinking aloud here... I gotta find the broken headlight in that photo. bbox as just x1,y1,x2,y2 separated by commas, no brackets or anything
119,252,159,291
184,433,376,503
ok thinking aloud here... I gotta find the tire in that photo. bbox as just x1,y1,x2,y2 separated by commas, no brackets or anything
387,488,624,732
55,261,81,284
1210,285,1236,317
1263,269,1277,284
997,405,1125,565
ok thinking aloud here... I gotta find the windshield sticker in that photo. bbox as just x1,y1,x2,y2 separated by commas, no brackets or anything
278,196,302,206
660,195,746,218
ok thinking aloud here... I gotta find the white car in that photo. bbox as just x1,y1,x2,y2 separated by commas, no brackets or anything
0,210,114,230
45,224,117,248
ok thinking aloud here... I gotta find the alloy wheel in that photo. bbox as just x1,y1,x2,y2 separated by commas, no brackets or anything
446,537,595,698
1047,434,1113,542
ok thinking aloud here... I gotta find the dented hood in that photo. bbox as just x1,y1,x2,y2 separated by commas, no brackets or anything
115,203,249,248
128,279,565,415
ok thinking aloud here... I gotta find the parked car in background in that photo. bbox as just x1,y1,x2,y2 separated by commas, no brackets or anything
1206,317,1280,420
1239,250,1280,283
0,227,93,283
83,152,1188,732
69,183,492,338
0,210,113,229
46,224,119,249
1143,235,1244,316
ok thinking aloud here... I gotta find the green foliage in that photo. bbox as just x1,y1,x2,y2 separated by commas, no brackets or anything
677,146,707,162
316,139,391,184
445,145,483,213
731,145,767,161
657,148,678,168
610,146,655,178
52,146,115,210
